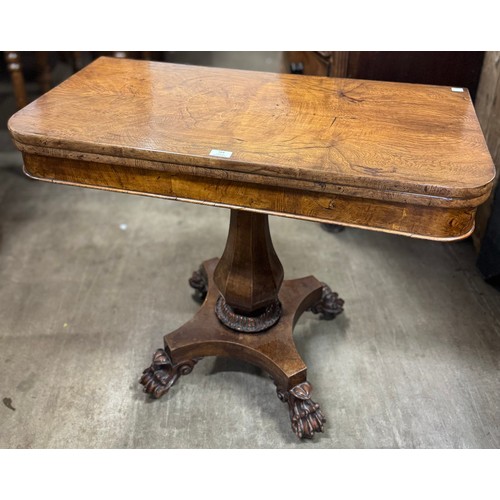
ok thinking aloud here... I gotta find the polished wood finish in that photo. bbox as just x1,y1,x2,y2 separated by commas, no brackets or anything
214,211,283,314
140,258,329,438
8,57,495,240
168,259,320,390
7,57,496,439
19,153,479,241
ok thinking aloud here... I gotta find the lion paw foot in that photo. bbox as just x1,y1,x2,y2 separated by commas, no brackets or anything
277,381,326,439
309,283,344,320
140,349,199,398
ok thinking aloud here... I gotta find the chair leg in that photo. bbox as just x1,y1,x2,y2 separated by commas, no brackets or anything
4,51,28,109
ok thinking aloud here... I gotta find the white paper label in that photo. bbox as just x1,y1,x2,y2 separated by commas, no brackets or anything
209,149,233,158
451,87,464,92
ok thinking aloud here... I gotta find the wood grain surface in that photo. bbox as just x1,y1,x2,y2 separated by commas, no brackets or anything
22,153,477,240
8,56,496,240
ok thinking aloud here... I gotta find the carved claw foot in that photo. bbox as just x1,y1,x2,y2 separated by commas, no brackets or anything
309,283,344,320
277,381,326,439
140,349,199,398
189,266,208,303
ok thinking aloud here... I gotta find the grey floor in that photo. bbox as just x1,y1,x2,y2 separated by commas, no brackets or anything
0,53,499,448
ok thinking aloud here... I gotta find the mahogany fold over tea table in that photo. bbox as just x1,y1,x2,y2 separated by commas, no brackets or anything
8,57,495,439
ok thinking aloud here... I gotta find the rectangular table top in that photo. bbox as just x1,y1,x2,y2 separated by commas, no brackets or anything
8,57,496,240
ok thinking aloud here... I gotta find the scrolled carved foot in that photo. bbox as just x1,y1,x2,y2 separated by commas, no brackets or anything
309,283,344,320
140,349,199,398
189,266,208,303
277,381,326,439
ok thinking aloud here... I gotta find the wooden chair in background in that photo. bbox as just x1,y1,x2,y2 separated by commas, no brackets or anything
4,52,51,109
3,52,155,110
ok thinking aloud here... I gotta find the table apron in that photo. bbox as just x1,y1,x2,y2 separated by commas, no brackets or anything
23,153,476,241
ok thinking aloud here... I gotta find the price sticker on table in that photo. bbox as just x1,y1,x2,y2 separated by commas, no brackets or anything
209,149,233,158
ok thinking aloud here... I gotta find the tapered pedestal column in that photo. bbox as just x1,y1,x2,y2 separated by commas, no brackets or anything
213,210,284,332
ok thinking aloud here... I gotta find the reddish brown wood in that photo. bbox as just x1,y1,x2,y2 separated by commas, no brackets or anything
215,295,282,333
214,210,284,314
277,381,326,439
140,258,335,438
140,349,200,399
167,258,321,390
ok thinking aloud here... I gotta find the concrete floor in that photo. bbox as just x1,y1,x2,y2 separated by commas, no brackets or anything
0,53,499,448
